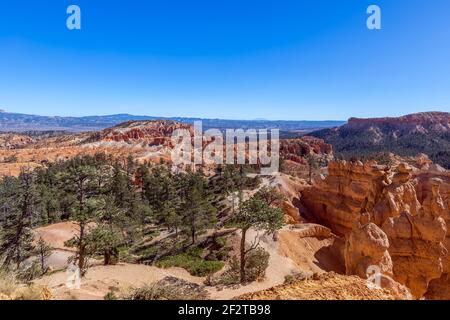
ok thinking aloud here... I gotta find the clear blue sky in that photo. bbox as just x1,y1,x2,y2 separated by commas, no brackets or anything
0,0,450,120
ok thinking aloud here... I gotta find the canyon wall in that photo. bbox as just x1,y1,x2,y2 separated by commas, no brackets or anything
301,158,450,298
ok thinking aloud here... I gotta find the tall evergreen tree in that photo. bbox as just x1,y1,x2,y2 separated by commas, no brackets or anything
62,160,102,275
0,172,39,269
180,173,217,244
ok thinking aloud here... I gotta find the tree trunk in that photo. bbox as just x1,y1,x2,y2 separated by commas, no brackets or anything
192,227,196,244
104,250,111,265
40,251,45,272
191,212,196,244
240,228,247,283
78,222,85,274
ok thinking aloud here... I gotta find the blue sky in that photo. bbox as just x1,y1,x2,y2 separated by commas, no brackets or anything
0,0,450,120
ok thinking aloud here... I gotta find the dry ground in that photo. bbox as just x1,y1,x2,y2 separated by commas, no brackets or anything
237,272,396,300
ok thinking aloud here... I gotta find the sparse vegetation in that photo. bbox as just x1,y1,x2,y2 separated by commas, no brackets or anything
123,277,209,300
211,247,271,286
156,249,224,277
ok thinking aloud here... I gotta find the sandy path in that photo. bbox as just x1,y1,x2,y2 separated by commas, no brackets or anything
36,263,205,300
34,222,79,251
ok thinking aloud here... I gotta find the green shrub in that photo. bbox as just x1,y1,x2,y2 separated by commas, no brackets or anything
17,262,44,283
211,248,270,286
156,253,224,277
284,275,295,285
188,260,224,277
215,236,227,248
123,278,208,300
245,248,270,282
104,291,118,300
283,271,311,285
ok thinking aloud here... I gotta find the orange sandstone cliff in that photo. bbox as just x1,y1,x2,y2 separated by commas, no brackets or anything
301,157,450,299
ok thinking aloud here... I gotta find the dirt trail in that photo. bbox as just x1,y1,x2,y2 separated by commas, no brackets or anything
36,263,205,300
34,222,79,251
34,222,101,270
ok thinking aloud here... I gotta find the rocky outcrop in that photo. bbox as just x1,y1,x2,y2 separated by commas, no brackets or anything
345,222,393,278
382,212,446,297
301,158,450,298
280,137,332,164
288,223,332,238
83,120,193,147
301,160,389,236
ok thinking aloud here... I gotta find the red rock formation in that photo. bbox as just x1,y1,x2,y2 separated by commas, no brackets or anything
301,158,450,298
301,160,388,236
83,120,194,147
280,137,332,164
345,222,393,279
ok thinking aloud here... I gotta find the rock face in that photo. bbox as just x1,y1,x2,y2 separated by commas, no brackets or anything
83,120,193,147
301,160,389,236
345,222,393,279
301,158,450,298
280,137,332,164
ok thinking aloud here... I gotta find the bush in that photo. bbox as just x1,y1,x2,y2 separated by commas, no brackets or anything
156,253,224,277
104,291,118,300
284,271,312,285
188,260,224,277
245,248,270,282
210,248,270,286
284,274,296,285
123,277,208,300
17,262,43,283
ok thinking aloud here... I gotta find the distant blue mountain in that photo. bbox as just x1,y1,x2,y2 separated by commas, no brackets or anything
0,111,345,133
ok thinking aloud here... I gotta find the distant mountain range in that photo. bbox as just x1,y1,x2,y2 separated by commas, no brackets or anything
310,112,450,168
0,111,344,133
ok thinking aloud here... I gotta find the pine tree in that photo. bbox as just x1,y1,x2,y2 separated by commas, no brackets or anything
254,186,286,207
62,160,102,275
0,172,39,269
180,173,217,244
231,196,284,283
35,237,52,274
111,162,130,204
